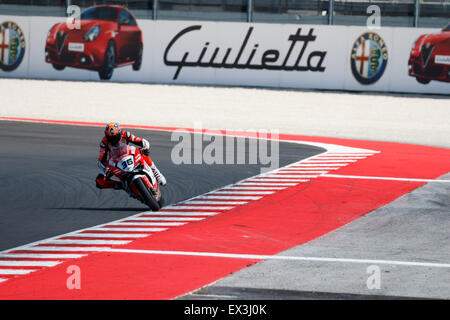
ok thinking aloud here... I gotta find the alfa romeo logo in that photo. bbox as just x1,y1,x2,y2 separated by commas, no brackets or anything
0,21,26,72
350,32,388,85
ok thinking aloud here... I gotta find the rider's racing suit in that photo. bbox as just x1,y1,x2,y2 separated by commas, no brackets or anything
95,130,166,189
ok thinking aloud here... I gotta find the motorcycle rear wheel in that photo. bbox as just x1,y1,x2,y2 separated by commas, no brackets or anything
134,178,160,211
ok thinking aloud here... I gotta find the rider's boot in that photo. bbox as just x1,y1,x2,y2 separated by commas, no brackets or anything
150,163,167,186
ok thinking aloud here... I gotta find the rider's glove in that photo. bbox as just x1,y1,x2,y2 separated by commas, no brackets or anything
104,167,113,178
142,139,150,150
141,139,150,156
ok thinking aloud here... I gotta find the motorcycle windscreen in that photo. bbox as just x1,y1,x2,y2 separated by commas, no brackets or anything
110,142,129,161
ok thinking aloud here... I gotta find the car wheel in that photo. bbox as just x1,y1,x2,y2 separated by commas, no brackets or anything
52,63,65,71
99,41,116,80
416,77,430,85
132,44,143,71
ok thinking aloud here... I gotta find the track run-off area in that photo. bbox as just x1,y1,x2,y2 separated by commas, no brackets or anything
0,117,449,299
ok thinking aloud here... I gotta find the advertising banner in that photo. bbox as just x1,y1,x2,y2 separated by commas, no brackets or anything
0,8,448,95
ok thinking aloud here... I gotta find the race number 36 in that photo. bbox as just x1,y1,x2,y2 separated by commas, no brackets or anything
66,5,81,30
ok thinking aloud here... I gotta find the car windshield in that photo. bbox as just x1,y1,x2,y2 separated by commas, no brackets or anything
80,7,119,21
443,23,450,31
110,142,129,161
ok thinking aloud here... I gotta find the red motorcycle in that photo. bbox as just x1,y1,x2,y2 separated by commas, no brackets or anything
107,142,163,211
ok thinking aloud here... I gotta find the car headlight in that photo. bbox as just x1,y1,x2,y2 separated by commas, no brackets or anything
83,26,100,42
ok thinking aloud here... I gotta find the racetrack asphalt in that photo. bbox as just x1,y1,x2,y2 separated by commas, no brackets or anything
0,120,324,251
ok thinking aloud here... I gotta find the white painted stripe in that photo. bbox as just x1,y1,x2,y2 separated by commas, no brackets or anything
276,170,327,173
68,233,149,238
210,190,274,195
110,222,185,227
293,163,347,167
239,182,297,186
305,160,356,163
43,239,130,245
21,246,111,252
142,211,218,216
97,227,167,232
183,200,247,205
247,178,309,182
325,153,377,156
195,195,262,200
128,217,204,221
101,248,450,269
322,174,450,183
261,174,318,178
224,186,287,190
164,206,234,210
316,157,366,160
287,167,340,170
0,253,86,259
0,260,61,267
0,269,37,275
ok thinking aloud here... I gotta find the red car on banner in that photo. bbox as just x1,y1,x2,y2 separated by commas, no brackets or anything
45,5,143,80
408,23,450,84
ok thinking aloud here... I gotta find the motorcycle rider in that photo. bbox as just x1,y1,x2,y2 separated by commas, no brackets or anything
95,122,167,190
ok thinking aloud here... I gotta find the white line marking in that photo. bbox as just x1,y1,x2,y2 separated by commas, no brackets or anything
164,206,234,210
195,195,262,200
109,222,185,227
276,170,327,173
247,178,309,182
0,253,86,259
100,249,450,269
42,239,131,245
317,157,366,160
210,191,274,195
224,186,287,190
0,269,37,275
261,174,318,178
305,160,356,163
142,211,218,216
19,246,111,252
96,227,167,232
287,167,340,170
238,182,297,186
183,200,248,205
322,174,450,183
67,233,149,238
325,153,377,156
294,163,347,167
126,217,205,221
0,260,61,267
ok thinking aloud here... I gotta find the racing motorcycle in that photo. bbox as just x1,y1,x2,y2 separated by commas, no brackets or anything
107,142,163,211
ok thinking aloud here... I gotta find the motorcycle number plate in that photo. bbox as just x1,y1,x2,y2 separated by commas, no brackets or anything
118,156,134,172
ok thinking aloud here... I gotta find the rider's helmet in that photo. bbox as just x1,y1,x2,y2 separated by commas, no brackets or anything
104,122,122,146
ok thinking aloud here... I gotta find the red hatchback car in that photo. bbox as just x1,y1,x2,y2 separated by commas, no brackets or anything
45,5,143,80
408,23,450,84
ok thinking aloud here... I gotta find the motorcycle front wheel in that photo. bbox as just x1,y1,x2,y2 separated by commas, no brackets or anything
133,177,160,211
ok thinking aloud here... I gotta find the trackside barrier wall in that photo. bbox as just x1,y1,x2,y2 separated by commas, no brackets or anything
0,14,449,94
